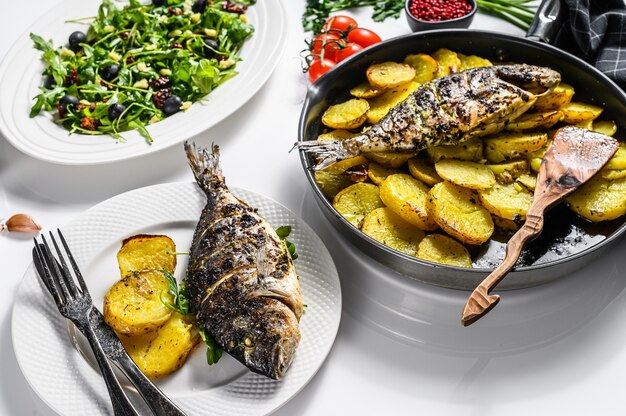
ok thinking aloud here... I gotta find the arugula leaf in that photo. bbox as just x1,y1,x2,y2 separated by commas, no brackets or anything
160,270,190,315
29,33,54,52
191,59,219,94
199,327,223,365
275,225,298,261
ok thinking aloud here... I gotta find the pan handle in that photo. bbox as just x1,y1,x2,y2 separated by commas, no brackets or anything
526,0,567,44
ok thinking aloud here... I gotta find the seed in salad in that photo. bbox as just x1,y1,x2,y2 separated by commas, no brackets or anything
59,95,79,112
100,63,120,81
203,38,219,58
108,103,126,120
408,0,473,21
163,96,182,116
68,31,86,51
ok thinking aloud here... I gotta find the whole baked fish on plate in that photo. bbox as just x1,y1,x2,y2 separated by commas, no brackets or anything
184,142,304,380
298,64,561,169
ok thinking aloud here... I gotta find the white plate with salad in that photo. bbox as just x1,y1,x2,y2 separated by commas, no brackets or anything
12,182,342,415
0,0,286,165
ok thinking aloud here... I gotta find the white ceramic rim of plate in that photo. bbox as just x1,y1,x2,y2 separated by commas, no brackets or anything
11,182,342,416
0,0,287,165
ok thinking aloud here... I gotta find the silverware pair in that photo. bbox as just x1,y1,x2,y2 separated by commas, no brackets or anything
32,229,187,416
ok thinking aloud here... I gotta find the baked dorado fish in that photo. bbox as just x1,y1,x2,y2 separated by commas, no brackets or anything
299,64,561,169
184,142,303,380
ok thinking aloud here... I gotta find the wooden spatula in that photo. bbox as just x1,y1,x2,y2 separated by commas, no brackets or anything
461,126,619,327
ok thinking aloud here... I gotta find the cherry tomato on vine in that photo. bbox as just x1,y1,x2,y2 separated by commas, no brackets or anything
311,32,342,61
323,15,358,33
335,42,364,63
308,58,336,83
347,27,382,48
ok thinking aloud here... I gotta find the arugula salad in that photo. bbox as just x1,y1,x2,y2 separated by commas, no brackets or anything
29,0,255,143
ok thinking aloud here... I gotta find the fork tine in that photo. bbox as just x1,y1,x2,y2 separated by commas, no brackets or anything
32,240,62,305
41,233,71,302
50,230,79,298
57,229,90,295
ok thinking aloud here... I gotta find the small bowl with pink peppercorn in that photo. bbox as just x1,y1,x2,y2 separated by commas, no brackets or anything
405,0,477,31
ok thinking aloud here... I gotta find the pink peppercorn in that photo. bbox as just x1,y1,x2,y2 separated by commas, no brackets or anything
409,0,473,22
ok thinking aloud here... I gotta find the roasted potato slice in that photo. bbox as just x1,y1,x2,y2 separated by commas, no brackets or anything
426,181,494,245
602,169,626,180
365,151,417,168
416,234,472,268
321,98,369,129
458,53,492,70
605,143,626,170
530,157,543,173
567,175,626,222
593,120,618,136
366,81,419,124
119,312,200,379
350,82,386,99
380,174,438,230
560,101,604,124
408,157,443,186
575,119,594,130
427,137,483,162
368,162,402,185
361,207,425,255
104,270,174,336
117,234,177,278
493,216,520,232
333,182,384,227
434,159,495,189
317,129,358,142
314,156,369,199
505,110,563,132
516,173,537,191
478,182,534,221
403,53,438,83
366,61,416,89
486,159,529,184
533,83,575,111
484,132,548,163
432,48,461,78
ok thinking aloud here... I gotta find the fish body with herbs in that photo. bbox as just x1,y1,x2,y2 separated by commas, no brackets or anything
299,64,561,169
184,142,303,380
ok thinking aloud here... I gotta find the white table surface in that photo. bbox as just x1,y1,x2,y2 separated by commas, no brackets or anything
3,1,626,415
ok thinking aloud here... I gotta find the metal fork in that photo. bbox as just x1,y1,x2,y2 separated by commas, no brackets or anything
33,230,141,416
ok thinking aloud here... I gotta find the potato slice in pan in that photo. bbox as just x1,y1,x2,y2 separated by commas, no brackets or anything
605,143,626,170
361,207,425,255
333,182,385,227
560,101,604,124
119,312,200,379
593,120,617,136
426,181,494,245
365,151,417,168
575,119,594,130
567,175,626,222
533,83,575,112
483,132,548,163
458,53,493,70
117,234,177,278
432,48,461,78
322,98,369,130
434,159,495,190
350,82,386,99
479,182,534,221
314,156,370,199
380,174,438,231
505,110,563,132
602,170,626,180
104,270,174,336
529,157,542,173
366,81,419,124
493,216,520,232
416,234,472,268
486,159,529,184
317,129,358,142
366,61,416,89
516,173,537,191
427,137,484,163
408,157,443,186
368,162,403,186
403,53,438,84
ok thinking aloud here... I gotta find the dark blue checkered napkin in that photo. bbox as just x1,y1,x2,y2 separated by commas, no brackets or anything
554,0,626,90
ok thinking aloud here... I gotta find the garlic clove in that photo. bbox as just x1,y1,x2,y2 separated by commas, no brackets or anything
5,214,42,233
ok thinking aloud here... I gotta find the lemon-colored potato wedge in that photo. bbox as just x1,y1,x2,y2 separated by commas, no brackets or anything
368,162,402,185
505,110,563,132
350,82,386,99
403,53,438,83
366,81,419,124
560,101,604,124
117,235,177,278
427,137,483,162
333,182,384,227
366,61,416,89
416,233,472,267
408,157,443,186
567,175,626,222
486,159,529,184
432,48,461,78
434,159,495,189
458,53,492,70
593,120,617,136
361,207,425,255
380,174,438,231
478,182,534,221
533,83,575,112
321,98,369,130
483,132,548,163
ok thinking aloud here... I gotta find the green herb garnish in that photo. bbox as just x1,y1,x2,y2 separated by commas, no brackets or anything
199,327,223,365
161,270,190,315
30,0,254,142
276,225,298,260
303,0,404,34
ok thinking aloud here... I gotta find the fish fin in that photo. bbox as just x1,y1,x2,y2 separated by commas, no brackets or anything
255,243,275,279
184,141,224,195
293,139,359,170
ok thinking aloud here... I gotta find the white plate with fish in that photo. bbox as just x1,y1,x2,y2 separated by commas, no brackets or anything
11,181,342,415
0,0,286,165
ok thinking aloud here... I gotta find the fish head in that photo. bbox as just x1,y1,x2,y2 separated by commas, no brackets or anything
233,297,301,380
494,64,561,93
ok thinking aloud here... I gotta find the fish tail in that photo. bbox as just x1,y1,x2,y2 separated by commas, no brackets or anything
293,139,359,170
184,141,224,196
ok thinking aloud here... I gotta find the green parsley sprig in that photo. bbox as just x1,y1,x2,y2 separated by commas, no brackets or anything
276,225,298,260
